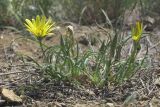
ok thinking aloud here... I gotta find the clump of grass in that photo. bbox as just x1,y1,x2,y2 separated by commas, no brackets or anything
23,15,146,88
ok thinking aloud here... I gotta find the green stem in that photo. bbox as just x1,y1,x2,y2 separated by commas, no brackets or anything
125,41,140,78
39,39,45,57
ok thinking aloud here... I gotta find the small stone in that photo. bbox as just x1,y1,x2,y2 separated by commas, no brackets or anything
31,101,48,107
57,92,63,97
144,16,155,24
85,89,95,96
74,103,88,107
53,101,66,107
154,78,160,87
1,88,22,103
140,95,149,101
0,36,3,39
150,97,160,107
144,16,155,31
106,103,115,107
34,101,46,107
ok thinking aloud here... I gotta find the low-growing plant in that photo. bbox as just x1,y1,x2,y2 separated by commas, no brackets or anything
85,21,147,87
43,31,92,82
23,15,147,88
23,17,91,84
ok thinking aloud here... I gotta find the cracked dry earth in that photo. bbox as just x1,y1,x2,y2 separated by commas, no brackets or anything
0,24,160,107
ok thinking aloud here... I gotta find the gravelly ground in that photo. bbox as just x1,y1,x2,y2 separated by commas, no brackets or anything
0,24,160,106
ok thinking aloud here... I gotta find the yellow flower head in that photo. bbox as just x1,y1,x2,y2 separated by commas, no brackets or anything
24,15,55,39
131,21,143,42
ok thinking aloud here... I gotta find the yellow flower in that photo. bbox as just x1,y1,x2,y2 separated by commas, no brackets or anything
131,21,143,42
24,15,55,39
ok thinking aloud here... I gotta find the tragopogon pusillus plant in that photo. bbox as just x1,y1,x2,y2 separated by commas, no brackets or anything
124,20,143,79
113,20,144,83
24,15,55,55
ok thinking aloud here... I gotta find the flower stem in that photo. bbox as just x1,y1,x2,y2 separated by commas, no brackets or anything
39,39,45,57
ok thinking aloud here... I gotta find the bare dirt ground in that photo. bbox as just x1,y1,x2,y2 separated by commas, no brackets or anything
0,24,160,107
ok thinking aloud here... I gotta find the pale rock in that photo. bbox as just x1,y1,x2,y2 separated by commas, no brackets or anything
106,103,115,107
154,77,160,86
1,88,22,103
